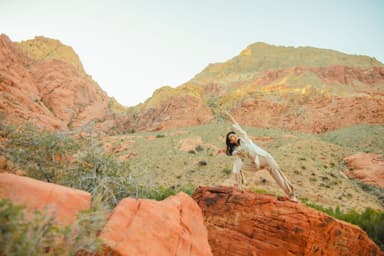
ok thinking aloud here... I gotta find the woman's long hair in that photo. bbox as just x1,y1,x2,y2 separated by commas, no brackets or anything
226,131,239,156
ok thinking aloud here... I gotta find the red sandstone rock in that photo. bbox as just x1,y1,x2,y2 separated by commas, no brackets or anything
344,153,384,188
193,186,383,256
0,172,91,225
134,94,213,131
0,34,112,130
99,192,212,256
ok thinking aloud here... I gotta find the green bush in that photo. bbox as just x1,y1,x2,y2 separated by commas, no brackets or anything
195,145,204,152
0,199,106,256
5,124,78,183
139,184,196,201
4,124,138,208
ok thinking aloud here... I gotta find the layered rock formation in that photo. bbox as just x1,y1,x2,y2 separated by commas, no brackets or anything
193,186,383,256
0,172,91,225
344,153,384,188
99,192,212,256
0,34,114,130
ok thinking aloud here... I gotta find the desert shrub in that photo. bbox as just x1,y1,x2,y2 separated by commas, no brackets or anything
222,168,232,175
195,145,204,152
139,184,196,200
198,160,207,166
5,124,78,183
302,199,384,249
4,124,138,208
355,181,384,206
67,150,137,207
0,198,106,256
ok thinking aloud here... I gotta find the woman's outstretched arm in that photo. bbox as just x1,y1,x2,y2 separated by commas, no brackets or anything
225,111,248,138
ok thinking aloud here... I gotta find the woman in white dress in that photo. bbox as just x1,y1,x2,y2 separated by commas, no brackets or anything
225,112,298,202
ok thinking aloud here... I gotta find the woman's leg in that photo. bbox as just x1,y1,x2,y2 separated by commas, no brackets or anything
267,165,297,201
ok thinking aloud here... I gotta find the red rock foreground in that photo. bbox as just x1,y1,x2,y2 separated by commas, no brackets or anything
99,192,212,256
0,172,91,225
344,153,384,188
0,173,212,256
193,186,383,256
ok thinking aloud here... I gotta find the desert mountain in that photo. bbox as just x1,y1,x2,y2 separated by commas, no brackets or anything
121,42,384,133
0,34,123,130
1,35,383,133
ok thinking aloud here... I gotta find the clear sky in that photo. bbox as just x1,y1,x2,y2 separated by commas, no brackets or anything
1,0,383,107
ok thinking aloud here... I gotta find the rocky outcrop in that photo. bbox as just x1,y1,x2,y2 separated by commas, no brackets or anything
0,34,112,130
344,153,384,188
17,36,86,75
120,85,214,132
193,186,383,256
0,172,91,225
99,192,212,256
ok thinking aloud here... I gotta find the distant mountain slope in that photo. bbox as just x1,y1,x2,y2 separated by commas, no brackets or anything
191,42,383,84
121,43,384,133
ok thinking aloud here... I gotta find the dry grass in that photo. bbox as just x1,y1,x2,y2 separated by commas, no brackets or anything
102,123,384,212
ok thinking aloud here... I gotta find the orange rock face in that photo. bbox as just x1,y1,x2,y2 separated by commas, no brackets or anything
193,186,383,256
134,94,213,131
0,34,112,130
344,153,384,188
0,172,91,225
99,192,212,256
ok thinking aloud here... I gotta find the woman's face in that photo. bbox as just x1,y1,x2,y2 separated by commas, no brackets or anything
228,133,239,145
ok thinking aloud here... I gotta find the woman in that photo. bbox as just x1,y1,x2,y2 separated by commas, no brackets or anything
225,112,298,202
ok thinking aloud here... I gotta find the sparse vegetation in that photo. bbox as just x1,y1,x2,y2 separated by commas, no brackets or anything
321,124,384,155
223,168,232,175
195,145,204,152
0,198,106,255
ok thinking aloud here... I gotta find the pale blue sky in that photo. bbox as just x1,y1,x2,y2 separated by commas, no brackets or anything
1,0,383,106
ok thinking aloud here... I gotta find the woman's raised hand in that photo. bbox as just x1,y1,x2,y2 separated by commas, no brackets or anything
224,111,238,124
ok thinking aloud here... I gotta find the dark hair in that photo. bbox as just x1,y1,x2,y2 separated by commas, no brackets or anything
225,131,238,156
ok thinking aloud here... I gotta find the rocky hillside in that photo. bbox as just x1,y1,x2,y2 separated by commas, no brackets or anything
99,123,384,212
121,42,384,133
0,34,121,130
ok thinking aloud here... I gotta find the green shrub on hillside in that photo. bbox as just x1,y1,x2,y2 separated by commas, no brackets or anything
4,124,138,207
138,184,195,201
0,198,106,256
5,124,78,183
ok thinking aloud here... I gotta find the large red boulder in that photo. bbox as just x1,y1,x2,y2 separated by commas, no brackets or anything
0,172,91,225
344,153,384,188
99,192,212,256
193,186,383,256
